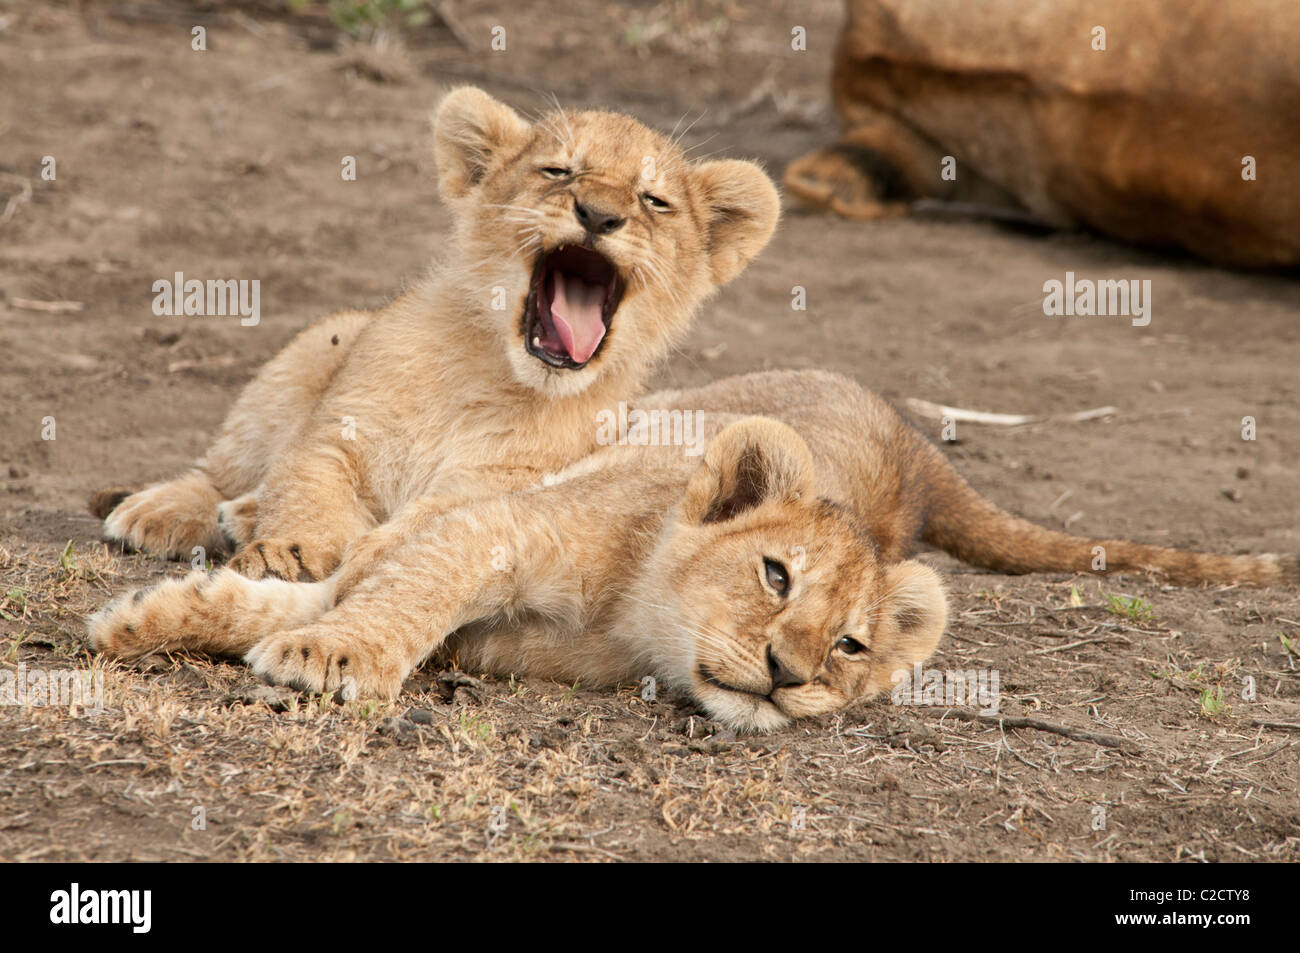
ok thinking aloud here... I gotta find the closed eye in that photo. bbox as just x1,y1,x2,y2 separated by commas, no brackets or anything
540,166,572,179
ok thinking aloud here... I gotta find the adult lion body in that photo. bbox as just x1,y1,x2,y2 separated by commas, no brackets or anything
92,88,779,580
785,0,1300,267
91,371,1297,732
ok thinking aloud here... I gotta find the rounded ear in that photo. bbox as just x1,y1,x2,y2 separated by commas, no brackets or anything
680,417,815,525
433,87,531,201
866,562,948,695
690,159,781,286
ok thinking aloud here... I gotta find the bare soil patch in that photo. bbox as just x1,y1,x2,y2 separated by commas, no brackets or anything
2,1,1297,861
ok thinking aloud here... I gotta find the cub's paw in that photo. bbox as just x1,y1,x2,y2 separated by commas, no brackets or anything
230,539,332,581
89,484,143,520
87,588,154,657
101,479,226,560
87,573,213,658
216,494,259,549
245,628,404,698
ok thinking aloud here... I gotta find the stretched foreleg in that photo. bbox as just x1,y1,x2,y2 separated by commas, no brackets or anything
88,569,335,659
244,495,585,698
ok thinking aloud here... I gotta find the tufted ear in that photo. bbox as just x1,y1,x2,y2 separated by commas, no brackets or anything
681,417,815,525
690,158,781,286
433,87,531,201
865,561,948,696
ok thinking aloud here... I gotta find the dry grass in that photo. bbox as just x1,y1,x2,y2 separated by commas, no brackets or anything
2,537,1298,862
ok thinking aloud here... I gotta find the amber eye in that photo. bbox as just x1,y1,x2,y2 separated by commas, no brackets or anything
836,636,867,656
540,167,572,179
762,558,790,597
642,192,671,211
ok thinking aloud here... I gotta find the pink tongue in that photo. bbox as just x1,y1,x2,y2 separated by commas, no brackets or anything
549,271,607,364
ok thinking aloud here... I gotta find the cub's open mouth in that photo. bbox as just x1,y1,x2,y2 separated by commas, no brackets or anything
524,245,623,369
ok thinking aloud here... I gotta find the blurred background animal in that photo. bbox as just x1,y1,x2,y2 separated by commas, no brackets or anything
785,0,1300,267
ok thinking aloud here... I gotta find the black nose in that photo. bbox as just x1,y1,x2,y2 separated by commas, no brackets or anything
767,645,806,691
574,199,625,235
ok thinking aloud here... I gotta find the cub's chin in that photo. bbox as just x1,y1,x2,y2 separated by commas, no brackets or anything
691,678,793,734
505,337,604,397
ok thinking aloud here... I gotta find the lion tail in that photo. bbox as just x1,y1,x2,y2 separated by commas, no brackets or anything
918,450,1298,587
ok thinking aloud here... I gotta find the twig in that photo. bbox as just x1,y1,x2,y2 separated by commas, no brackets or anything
434,1,472,50
8,297,84,313
939,708,1140,753
0,171,32,225
905,397,1116,427
1031,635,1132,655
1251,720,1300,732
547,841,622,860
231,10,266,38
168,355,237,374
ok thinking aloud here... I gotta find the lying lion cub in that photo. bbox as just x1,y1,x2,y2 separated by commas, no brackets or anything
91,87,779,582
90,371,1296,732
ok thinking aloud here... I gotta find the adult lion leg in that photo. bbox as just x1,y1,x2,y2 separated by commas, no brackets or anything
784,121,927,220
785,115,1021,220
96,310,369,560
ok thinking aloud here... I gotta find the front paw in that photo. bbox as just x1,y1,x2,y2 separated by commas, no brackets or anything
87,588,156,658
230,539,331,581
216,494,259,548
244,627,404,698
88,572,211,658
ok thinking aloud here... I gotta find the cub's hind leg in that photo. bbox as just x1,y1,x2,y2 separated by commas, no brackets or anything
96,310,370,560
246,495,580,697
100,469,229,560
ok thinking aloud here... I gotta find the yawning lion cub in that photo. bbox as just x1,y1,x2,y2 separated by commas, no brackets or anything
92,87,779,582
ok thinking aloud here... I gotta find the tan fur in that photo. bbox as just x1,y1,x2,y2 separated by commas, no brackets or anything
90,414,947,732
785,0,1300,267
95,87,779,580
90,371,1296,732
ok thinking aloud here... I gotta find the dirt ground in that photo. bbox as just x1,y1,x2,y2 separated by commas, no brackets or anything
1,1,1298,862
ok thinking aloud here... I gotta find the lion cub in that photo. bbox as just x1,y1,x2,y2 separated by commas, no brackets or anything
90,370,1297,732
90,414,949,732
92,87,779,583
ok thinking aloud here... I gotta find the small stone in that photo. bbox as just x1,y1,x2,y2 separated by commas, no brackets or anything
378,716,415,740
434,670,486,703
222,684,297,712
